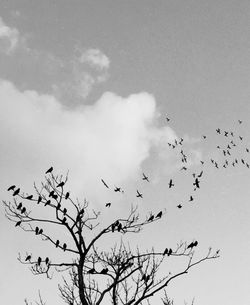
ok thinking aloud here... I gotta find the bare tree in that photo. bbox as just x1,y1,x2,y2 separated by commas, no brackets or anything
3,169,219,305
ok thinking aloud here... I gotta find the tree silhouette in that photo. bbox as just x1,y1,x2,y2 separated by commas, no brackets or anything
3,169,219,305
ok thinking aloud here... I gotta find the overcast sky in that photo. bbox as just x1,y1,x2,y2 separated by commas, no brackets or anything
0,1,250,304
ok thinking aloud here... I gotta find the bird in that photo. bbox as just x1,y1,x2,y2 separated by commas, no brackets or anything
239,136,243,141
37,196,42,204
105,202,111,207
189,195,194,202
156,211,163,218
35,227,39,235
101,179,109,188
21,207,26,214
181,166,187,171
87,268,96,274
45,257,49,265
15,220,22,227
117,223,122,232
56,203,61,210
197,170,203,178
63,243,67,251
202,135,207,139
26,195,33,200
45,166,53,174
65,192,70,199
49,191,54,197
163,248,168,255
114,186,121,192
57,181,65,188
17,202,22,210
7,185,15,191
142,173,149,182
13,188,20,196
55,240,60,247
136,190,143,198
25,255,31,261
63,208,67,215
216,128,221,134
100,268,108,274
37,257,42,266
177,204,182,209
61,217,67,224
52,194,58,200
193,178,200,189
238,119,242,124
166,116,170,122
168,248,173,256
148,214,154,222
168,179,174,188
38,228,43,235
44,200,51,206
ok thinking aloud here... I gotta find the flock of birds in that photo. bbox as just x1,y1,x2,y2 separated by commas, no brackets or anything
6,117,249,270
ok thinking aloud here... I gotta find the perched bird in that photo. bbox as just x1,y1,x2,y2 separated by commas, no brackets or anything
17,202,22,210
26,195,33,200
52,194,58,200
37,257,42,266
13,188,20,196
168,179,174,188
87,268,96,274
142,173,149,182
7,185,15,191
25,255,31,261
37,196,42,204
61,217,67,224
45,166,53,174
105,202,111,207
63,208,67,215
15,220,22,227
168,248,173,256
177,204,182,209
49,191,54,197
44,200,51,206
163,248,168,255
63,243,67,251
56,203,61,210
57,181,65,188
21,207,26,214
117,223,122,232
35,227,39,235
148,214,154,222
136,190,143,198
101,179,109,188
55,240,60,248
100,268,108,274
65,192,70,199
38,228,43,235
156,211,163,218
45,257,49,265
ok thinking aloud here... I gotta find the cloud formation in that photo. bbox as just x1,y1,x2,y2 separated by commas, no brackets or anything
0,79,177,200
80,48,110,70
0,17,20,54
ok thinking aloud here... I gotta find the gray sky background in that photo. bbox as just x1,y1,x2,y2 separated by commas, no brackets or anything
0,1,250,304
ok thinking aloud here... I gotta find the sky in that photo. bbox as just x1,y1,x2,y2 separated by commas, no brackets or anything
0,0,250,304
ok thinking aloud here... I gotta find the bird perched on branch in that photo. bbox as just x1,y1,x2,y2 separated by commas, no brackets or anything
7,185,15,191
156,211,163,218
13,188,20,196
63,243,67,251
57,181,65,188
45,166,53,174
25,255,31,261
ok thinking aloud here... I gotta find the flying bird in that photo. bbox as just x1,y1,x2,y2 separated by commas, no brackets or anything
7,185,15,191
101,179,109,188
45,166,53,174
136,190,143,198
142,173,149,182
114,186,121,192
105,202,111,207
177,204,182,209
168,179,174,188
13,188,20,196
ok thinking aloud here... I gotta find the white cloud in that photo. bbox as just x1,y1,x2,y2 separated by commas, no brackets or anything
0,80,177,201
0,17,19,54
80,48,110,70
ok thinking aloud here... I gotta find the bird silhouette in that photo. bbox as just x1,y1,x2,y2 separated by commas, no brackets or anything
65,192,70,199
101,179,109,188
193,178,200,189
45,257,49,265
17,202,22,210
163,248,168,255
100,268,108,274
52,194,58,200
216,128,221,134
15,220,22,227
21,207,26,214
26,195,33,200
44,200,51,206
37,196,42,204
142,173,149,182
55,240,60,247
168,248,173,256
7,185,15,191
105,202,111,207
13,188,20,196
189,195,194,202
87,268,96,274
56,203,61,210
148,214,154,222
37,257,42,266
177,204,182,209
35,227,39,235
57,181,65,188
63,243,67,251
136,190,143,198
45,166,53,174
114,186,121,192
49,191,54,197
168,179,174,188
25,255,31,261
63,208,67,215
197,170,203,178
156,211,162,218
61,217,67,224
38,228,43,235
